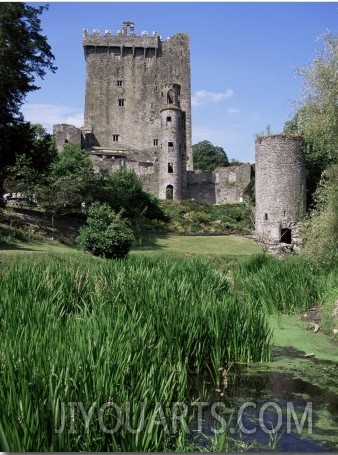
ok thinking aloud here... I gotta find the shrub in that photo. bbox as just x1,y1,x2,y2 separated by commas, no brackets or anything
76,202,134,259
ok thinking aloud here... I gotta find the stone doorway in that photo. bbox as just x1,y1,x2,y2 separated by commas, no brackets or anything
280,228,292,244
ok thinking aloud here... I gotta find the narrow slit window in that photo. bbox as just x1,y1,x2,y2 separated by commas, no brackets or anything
264,213,268,220
112,134,119,142
153,139,159,146
168,163,173,173
117,80,123,86
118,99,125,107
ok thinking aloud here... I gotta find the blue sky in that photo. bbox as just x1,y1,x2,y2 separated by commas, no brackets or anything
22,1,337,163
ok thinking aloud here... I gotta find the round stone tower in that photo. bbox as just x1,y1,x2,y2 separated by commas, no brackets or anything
159,84,186,200
255,134,306,248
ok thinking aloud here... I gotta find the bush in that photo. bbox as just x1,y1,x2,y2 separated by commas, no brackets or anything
154,200,253,234
76,202,134,259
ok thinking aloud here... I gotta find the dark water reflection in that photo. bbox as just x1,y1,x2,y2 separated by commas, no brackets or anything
188,353,338,452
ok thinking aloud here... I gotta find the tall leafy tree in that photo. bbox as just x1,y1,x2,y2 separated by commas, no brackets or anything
284,32,337,206
0,3,57,198
294,33,337,162
286,32,338,268
36,143,96,225
192,140,229,171
4,124,56,193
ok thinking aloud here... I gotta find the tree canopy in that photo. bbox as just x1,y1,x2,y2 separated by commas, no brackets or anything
0,3,56,197
284,32,337,206
36,143,96,222
287,32,338,268
0,3,56,124
192,140,229,171
4,123,56,193
97,168,169,223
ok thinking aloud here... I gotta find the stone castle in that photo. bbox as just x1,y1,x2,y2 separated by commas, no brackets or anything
54,21,306,248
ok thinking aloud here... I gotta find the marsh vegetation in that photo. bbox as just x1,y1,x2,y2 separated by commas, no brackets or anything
1,244,336,451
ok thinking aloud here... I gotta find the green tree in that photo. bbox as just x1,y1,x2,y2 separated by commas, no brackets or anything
50,142,93,179
284,108,335,208
284,33,337,206
97,168,170,243
288,32,338,268
192,140,229,171
294,33,337,161
29,123,57,173
0,3,56,198
4,124,56,194
76,202,135,259
36,143,96,230
301,164,338,269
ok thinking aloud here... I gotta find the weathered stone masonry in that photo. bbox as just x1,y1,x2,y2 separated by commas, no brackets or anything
255,135,306,249
54,21,253,205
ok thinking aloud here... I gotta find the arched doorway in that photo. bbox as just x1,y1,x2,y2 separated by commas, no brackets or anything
166,185,173,200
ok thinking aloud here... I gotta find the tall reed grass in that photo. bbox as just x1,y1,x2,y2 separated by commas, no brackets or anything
230,254,321,314
0,254,272,451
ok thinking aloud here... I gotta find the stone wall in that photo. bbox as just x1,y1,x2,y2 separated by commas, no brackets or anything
186,163,254,204
53,124,82,151
214,164,254,204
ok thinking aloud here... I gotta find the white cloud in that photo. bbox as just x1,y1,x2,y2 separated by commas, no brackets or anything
21,103,84,133
228,108,241,115
192,89,233,106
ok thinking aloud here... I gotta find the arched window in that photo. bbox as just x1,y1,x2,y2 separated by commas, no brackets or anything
167,89,174,104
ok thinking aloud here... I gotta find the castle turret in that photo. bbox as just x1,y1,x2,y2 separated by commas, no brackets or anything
159,84,186,199
255,134,306,249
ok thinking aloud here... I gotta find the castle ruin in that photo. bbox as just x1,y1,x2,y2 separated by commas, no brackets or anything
54,21,306,250
54,21,253,205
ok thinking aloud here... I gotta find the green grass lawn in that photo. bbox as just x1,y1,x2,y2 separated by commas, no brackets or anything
131,232,262,257
0,232,262,259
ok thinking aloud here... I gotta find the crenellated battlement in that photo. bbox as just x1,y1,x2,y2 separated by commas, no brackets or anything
83,21,161,49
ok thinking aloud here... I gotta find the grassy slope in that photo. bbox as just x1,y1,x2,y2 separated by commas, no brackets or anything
0,232,262,258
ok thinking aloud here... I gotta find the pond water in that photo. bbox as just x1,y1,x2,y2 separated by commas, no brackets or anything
188,347,338,452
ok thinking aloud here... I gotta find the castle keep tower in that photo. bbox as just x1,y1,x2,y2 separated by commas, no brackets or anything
54,21,255,205
81,21,192,199
255,135,306,249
